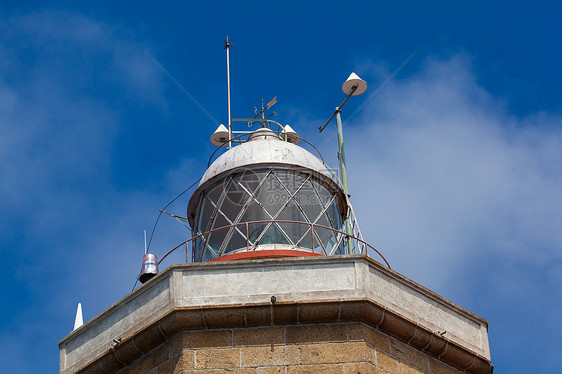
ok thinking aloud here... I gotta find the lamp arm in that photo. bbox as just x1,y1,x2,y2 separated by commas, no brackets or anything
318,85,357,133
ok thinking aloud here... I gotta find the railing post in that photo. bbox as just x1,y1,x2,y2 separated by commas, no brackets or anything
311,223,314,251
246,222,249,250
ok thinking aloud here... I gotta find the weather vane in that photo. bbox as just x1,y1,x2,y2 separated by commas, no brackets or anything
254,96,278,123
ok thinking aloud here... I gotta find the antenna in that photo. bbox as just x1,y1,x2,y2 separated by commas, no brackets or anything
224,36,235,149
144,229,147,255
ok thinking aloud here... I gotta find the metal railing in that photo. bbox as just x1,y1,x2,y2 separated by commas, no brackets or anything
158,219,390,268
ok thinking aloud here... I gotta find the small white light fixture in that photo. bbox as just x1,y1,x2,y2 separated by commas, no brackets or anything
342,72,367,96
210,124,230,146
280,125,301,145
139,253,159,284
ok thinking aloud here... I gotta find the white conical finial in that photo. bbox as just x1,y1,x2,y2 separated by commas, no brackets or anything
342,72,367,96
73,303,83,331
210,124,230,146
280,125,301,145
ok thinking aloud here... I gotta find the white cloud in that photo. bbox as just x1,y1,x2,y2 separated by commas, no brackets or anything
0,11,183,371
346,55,562,292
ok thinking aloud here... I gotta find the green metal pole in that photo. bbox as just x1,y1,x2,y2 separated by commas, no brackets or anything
335,107,354,254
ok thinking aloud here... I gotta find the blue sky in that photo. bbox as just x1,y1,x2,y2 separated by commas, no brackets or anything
1,1,561,372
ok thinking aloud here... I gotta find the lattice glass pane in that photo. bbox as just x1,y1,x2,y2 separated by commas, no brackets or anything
241,200,270,222
202,248,216,262
311,180,333,209
259,224,291,245
314,214,338,247
247,222,266,244
294,185,322,222
277,201,308,244
331,235,345,255
314,212,332,230
221,180,250,222
276,200,305,222
207,182,225,204
208,214,229,252
255,173,289,216
296,228,313,249
197,197,213,234
326,199,342,228
316,227,338,254
312,229,327,254
278,222,308,246
275,170,307,192
237,170,267,194
224,230,247,254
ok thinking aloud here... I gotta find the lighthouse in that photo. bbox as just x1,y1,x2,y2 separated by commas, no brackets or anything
58,46,492,374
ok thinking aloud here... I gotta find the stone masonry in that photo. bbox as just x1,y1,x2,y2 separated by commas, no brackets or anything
60,256,492,374
108,322,467,374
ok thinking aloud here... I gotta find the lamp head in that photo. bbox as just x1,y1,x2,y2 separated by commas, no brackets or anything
342,72,367,96
280,124,301,145
210,124,230,146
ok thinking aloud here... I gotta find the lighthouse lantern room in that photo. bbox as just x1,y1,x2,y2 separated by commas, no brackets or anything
187,126,348,262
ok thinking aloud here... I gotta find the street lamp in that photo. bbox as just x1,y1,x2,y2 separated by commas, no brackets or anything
319,72,367,254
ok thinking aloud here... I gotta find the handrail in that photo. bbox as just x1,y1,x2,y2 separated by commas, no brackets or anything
157,219,390,269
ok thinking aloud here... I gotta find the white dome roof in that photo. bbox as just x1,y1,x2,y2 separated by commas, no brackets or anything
199,129,331,186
